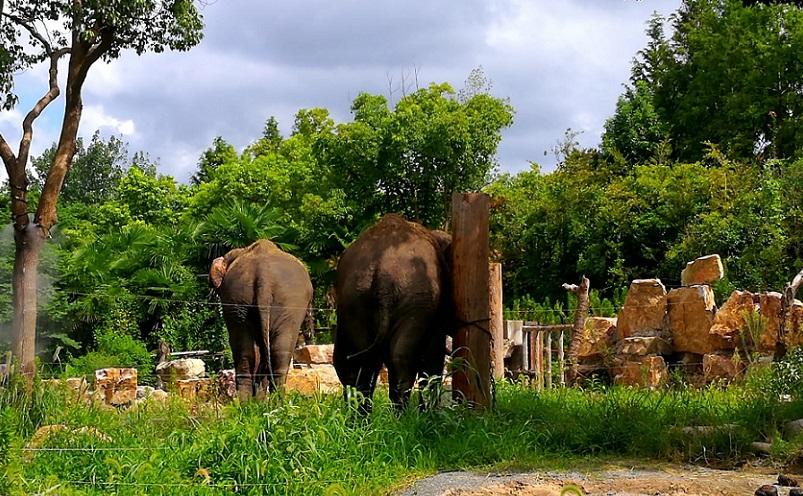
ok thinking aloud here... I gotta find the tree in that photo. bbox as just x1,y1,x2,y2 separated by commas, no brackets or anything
32,131,128,204
0,1,203,378
191,136,237,185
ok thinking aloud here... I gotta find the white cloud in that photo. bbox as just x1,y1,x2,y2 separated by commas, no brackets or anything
80,105,136,137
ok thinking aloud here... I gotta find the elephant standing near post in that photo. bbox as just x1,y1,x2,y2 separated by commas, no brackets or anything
334,214,453,412
210,239,313,400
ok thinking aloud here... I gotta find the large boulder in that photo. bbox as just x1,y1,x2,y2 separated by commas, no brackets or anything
681,254,724,286
615,336,672,357
577,317,617,361
703,353,742,384
156,358,206,383
613,355,668,388
617,279,667,339
216,369,236,400
293,344,334,365
95,368,138,406
666,285,730,354
285,365,340,395
784,300,803,349
759,292,782,352
710,290,757,344
176,378,215,402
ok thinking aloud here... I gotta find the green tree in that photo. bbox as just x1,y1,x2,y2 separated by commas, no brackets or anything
32,131,127,204
0,0,203,377
191,136,237,185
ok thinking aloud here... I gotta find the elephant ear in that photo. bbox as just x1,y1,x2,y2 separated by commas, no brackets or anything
209,257,228,289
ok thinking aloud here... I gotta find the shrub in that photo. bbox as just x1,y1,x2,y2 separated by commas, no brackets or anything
65,331,152,382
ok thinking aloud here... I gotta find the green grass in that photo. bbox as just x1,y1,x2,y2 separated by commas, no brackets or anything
1,378,801,495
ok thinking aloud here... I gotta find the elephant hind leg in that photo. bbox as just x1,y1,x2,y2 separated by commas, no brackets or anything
227,320,258,401
266,311,301,392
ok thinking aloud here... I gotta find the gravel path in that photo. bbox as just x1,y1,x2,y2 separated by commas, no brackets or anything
397,465,794,495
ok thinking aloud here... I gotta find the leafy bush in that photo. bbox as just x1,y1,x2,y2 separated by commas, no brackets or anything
65,331,152,381
771,347,803,398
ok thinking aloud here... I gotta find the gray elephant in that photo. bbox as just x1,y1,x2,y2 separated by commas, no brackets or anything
210,239,313,400
334,214,453,412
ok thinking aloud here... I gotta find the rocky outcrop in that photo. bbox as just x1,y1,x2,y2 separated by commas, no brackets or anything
615,336,672,357
156,358,206,384
293,344,334,365
784,300,803,349
666,285,729,354
577,317,617,361
617,279,667,339
681,254,724,286
613,356,668,388
95,368,138,406
710,290,757,344
176,378,215,401
759,292,782,351
217,369,236,400
286,365,341,395
703,353,742,383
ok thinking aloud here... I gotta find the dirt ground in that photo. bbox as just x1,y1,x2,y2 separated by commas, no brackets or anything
398,464,798,496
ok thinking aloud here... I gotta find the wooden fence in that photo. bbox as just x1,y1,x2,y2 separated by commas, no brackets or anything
505,320,572,390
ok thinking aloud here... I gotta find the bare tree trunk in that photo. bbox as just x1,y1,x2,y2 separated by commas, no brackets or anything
564,276,590,384
10,224,43,378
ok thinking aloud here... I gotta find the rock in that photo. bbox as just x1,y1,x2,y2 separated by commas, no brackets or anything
791,489,803,496
778,474,799,487
577,317,617,361
751,442,772,455
617,279,667,339
681,254,724,286
293,344,334,365
615,336,672,356
150,389,169,401
155,358,206,383
136,386,155,400
613,355,668,388
285,365,341,395
784,300,803,349
679,424,739,436
176,378,214,402
703,353,742,383
710,290,757,344
755,485,778,496
759,292,783,351
94,368,137,406
785,418,803,438
666,285,730,354
216,369,236,400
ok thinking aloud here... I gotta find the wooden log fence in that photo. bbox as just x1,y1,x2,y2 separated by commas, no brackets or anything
505,320,572,390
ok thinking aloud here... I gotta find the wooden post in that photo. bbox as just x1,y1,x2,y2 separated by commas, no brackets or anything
537,331,544,391
489,263,504,381
451,192,491,408
546,332,552,389
564,276,590,383
558,329,565,387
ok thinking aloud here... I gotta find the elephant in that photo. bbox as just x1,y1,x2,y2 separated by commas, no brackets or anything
210,239,313,400
334,214,453,412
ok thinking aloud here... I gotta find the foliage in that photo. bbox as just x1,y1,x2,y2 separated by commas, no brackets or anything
64,331,153,382
0,381,799,494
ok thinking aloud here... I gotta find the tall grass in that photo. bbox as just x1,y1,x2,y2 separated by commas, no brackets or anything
0,377,800,495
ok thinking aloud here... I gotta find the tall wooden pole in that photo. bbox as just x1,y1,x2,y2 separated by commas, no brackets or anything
489,263,504,381
451,192,491,408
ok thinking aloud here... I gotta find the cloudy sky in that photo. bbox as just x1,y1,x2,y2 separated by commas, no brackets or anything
1,0,681,183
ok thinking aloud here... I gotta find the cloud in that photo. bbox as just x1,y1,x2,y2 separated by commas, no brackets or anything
3,0,682,182
80,105,136,137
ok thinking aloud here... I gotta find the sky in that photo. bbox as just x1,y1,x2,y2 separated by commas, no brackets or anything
0,0,681,183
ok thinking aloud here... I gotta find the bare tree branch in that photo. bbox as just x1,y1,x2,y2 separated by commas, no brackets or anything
18,48,69,167
2,12,54,54
0,133,16,171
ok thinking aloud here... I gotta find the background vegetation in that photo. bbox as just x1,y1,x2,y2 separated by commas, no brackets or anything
1,0,803,375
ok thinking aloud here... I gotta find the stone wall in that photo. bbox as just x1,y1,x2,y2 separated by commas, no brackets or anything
573,254,798,386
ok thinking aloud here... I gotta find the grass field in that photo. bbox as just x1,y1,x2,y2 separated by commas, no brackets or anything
1,376,802,495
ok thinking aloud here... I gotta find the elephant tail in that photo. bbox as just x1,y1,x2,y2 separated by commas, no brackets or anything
257,290,274,385
346,302,391,361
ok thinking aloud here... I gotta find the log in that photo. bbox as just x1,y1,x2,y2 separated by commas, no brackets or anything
451,193,492,408
489,263,504,381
